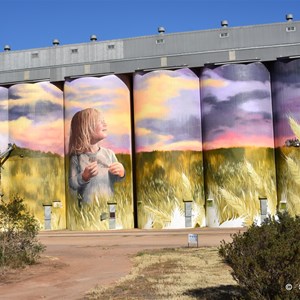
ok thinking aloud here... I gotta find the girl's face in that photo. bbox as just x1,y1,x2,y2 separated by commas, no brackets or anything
92,116,108,142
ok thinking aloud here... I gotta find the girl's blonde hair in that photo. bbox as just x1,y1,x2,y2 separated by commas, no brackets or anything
68,108,101,155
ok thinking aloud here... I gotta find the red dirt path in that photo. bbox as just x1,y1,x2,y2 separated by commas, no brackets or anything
0,227,245,300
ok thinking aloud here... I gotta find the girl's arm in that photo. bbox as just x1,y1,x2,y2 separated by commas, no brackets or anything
69,155,91,191
108,151,125,181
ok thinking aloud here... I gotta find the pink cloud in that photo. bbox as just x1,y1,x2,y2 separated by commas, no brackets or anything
10,118,65,155
204,131,275,150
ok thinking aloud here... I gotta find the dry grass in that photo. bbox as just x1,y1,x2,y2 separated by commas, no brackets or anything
85,247,244,300
136,151,205,229
276,116,300,216
2,154,66,230
204,147,277,226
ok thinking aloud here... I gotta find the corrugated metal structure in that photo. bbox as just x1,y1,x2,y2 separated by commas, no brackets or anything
1,19,300,84
1,17,300,230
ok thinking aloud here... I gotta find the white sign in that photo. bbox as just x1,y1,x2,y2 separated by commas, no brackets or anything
188,233,198,247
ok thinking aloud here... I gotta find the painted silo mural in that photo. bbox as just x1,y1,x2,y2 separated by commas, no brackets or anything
64,75,133,230
272,59,300,216
1,60,299,231
4,82,66,230
200,62,277,226
134,69,205,229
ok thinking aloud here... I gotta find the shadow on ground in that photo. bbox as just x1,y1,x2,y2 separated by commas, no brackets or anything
184,284,246,300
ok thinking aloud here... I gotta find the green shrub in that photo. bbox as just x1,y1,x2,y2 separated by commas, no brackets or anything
0,195,45,270
219,212,300,300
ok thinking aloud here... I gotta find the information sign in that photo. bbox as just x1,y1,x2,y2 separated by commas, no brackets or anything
188,233,199,247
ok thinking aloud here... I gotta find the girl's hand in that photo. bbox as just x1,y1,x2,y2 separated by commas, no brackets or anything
82,161,98,182
109,162,125,177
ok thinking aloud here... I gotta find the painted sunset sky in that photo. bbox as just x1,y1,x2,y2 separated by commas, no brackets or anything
64,75,131,154
201,63,275,150
272,60,300,147
134,69,202,152
8,82,64,155
3,61,299,157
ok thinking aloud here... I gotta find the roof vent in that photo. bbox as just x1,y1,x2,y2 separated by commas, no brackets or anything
221,20,228,27
90,34,97,41
52,39,60,46
158,26,165,34
4,45,11,51
286,14,293,21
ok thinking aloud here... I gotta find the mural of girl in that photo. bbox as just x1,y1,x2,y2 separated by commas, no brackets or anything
64,75,133,230
68,108,125,205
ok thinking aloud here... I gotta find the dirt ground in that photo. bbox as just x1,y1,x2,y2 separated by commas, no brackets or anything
0,227,246,300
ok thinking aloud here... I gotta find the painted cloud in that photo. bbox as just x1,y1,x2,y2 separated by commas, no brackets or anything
8,82,64,155
134,68,202,152
201,63,274,150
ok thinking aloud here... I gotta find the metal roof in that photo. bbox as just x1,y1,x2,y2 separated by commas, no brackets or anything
0,21,299,85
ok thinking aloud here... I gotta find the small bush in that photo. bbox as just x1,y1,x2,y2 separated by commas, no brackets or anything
219,212,300,300
0,195,45,270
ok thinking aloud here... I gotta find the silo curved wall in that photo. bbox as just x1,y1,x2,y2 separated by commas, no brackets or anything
133,68,205,229
200,62,277,226
272,59,300,216
64,75,134,230
5,82,66,230
0,87,9,198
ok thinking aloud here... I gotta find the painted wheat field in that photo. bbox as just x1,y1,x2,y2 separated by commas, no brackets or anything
203,147,277,226
1,147,66,230
276,147,300,216
275,117,300,216
136,151,205,229
2,144,299,231
64,148,279,230
136,147,277,229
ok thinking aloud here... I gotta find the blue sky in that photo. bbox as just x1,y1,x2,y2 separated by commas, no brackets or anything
0,0,299,51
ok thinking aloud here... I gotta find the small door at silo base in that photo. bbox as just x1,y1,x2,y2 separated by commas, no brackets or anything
184,201,192,228
259,197,268,224
108,203,116,229
43,205,52,230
